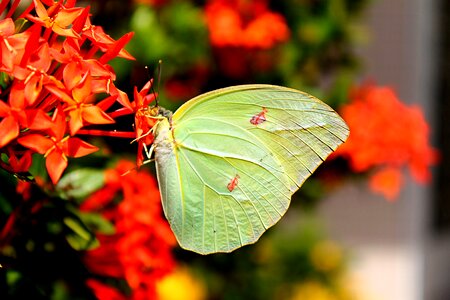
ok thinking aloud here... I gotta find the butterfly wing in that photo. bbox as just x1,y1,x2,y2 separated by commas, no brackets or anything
154,85,349,254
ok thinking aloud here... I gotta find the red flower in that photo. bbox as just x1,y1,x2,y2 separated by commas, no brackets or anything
0,82,53,148
131,81,158,167
205,0,290,49
27,0,84,38
107,80,158,167
86,279,127,300
18,109,98,183
50,39,116,82
335,84,439,199
0,18,27,72
369,167,403,201
12,41,54,105
0,149,33,174
46,71,115,135
0,101,20,148
81,17,135,61
82,160,176,299
0,0,136,184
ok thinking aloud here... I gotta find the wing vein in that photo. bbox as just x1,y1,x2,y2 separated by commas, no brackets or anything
225,157,287,217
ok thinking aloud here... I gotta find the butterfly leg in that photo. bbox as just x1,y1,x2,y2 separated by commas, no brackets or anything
143,143,155,161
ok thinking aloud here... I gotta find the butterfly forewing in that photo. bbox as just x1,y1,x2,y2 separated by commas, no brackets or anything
155,85,349,254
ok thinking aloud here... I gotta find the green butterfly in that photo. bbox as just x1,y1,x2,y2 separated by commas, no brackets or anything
151,85,349,254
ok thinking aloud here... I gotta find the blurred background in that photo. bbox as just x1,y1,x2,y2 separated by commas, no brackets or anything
1,0,449,299
321,0,450,300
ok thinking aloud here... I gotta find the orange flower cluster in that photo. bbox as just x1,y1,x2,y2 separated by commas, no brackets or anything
0,0,151,184
205,0,290,49
82,160,177,300
335,84,439,200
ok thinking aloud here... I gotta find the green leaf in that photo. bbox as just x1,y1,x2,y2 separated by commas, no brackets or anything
79,212,115,235
14,18,28,32
56,168,105,201
6,270,22,286
66,234,99,251
64,217,91,240
28,153,48,182
0,72,11,90
64,217,99,250
51,281,70,300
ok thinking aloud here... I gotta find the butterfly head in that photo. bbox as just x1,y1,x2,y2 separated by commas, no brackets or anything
157,106,173,121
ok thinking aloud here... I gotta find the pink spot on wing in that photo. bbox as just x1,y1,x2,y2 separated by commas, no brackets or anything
227,175,240,192
250,108,267,125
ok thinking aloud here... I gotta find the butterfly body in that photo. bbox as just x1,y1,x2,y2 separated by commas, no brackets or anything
153,84,349,254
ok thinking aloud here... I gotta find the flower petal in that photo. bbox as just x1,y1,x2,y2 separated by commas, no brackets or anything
64,137,98,158
8,150,33,173
86,279,127,300
24,75,43,105
48,108,67,141
33,0,49,21
110,85,132,110
29,42,51,71
54,7,83,28
63,62,83,91
68,109,84,136
9,82,26,109
369,167,403,201
0,101,11,117
46,149,68,184
72,72,91,103
0,115,19,148
99,32,135,64
26,109,53,130
17,134,53,154
82,105,115,125
51,25,80,39
0,18,15,37
45,83,74,104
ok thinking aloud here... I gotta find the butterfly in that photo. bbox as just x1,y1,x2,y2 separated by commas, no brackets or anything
150,85,349,254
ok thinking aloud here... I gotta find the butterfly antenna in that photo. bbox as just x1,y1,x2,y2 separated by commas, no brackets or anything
147,60,163,108
157,60,162,94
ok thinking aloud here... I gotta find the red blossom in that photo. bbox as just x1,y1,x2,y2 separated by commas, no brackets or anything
335,84,439,199
0,18,20,72
18,110,98,183
81,17,135,61
105,80,158,167
82,160,176,299
50,39,115,81
27,0,84,38
0,0,137,183
369,167,403,202
12,41,55,105
0,102,20,148
86,279,127,300
46,71,115,135
131,81,158,166
205,0,289,78
0,149,33,174
205,0,290,49
0,82,53,148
